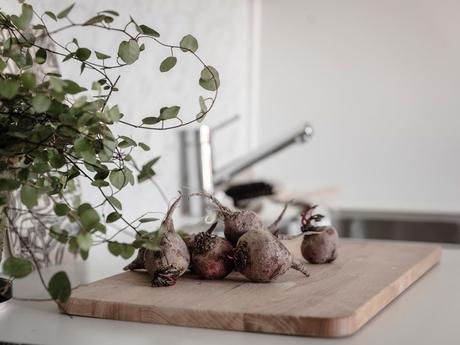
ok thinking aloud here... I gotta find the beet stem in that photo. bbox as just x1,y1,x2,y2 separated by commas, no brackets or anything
303,231,324,236
268,199,294,233
277,233,303,240
206,222,218,234
190,192,232,215
162,194,182,232
291,259,310,277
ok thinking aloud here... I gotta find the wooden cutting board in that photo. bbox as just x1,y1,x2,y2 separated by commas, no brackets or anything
64,239,441,337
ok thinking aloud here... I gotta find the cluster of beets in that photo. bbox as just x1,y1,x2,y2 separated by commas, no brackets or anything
124,193,339,287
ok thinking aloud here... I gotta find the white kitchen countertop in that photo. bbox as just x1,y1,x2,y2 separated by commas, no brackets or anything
1,242,459,345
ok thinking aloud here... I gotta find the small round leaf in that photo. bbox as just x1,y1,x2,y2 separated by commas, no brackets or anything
180,34,198,53
48,271,71,303
159,56,177,72
3,257,33,278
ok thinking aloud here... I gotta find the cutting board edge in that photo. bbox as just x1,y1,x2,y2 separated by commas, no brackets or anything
63,297,357,337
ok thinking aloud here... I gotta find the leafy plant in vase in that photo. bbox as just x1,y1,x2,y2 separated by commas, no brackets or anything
0,1,219,306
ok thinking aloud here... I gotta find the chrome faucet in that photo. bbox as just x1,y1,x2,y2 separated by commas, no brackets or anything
179,118,313,216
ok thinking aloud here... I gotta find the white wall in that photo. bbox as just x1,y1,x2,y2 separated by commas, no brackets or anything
253,0,460,214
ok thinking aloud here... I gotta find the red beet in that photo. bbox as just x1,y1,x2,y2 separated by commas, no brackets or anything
299,207,339,264
191,192,264,245
124,195,190,287
189,222,234,279
233,229,309,282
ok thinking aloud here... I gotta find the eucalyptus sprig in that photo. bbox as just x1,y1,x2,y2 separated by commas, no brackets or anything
0,1,220,306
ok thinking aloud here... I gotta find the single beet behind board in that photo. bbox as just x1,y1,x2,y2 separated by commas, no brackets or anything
64,238,441,337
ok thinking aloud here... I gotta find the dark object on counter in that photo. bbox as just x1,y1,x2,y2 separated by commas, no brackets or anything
225,181,274,207
0,277,13,303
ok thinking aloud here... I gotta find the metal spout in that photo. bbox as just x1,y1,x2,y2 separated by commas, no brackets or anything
213,124,313,186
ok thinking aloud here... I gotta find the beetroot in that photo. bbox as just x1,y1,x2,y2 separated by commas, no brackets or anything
233,229,310,282
189,222,234,279
124,195,190,287
191,192,264,245
300,207,339,264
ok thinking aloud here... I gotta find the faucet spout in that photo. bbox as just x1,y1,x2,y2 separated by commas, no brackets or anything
213,123,313,186
179,122,314,216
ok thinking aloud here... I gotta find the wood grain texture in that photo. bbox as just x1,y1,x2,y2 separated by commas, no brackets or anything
65,239,441,337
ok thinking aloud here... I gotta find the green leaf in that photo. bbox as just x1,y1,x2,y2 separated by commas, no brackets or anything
76,232,92,251
3,257,33,278
83,15,106,26
137,157,160,183
20,185,38,209
57,3,75,19
118,136,136,148
100,10,119,17
159,56,177,72
109,169,128,190
108,242,122,256
0,59,6,72
49,77,64,92
199,66,220,91
44,11,57,21
75,48,91,61
49,226,69,244
21,72,36,88
106,211,122,223
94,167,110,181
54,203,70,216
108,242,134,259
0,178,21,191
80,249,89,260
199,96,207,112
159,106,180,120
91,180,109,187
0,80,19,99
63,80,86,94
49,150,66,168
77,203,100,230
74,137,92,153
117,40,140,65
138,142,150,151
95,51,110,60
107,105,122,123
62,53,74,62
32,94,51,113
180,34,198,53
11,4,33,29
120,244,135,259
21,73,36,89
107,196,122,210
137,24,160,37
138,217,158,223
48,271,71,303
36,48,47,64
142,117,160,125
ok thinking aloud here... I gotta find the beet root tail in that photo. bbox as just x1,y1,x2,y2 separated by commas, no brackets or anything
291,259,310,277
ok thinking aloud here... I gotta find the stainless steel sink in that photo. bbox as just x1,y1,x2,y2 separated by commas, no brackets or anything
330,209,460,244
